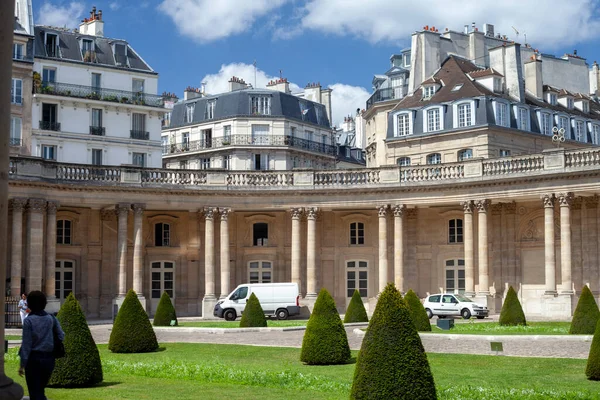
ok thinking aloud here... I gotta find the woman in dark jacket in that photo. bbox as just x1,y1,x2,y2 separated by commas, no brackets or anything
18,291,64,400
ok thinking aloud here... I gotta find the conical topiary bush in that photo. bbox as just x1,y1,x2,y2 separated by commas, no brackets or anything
404,289,431,332
344,289,368,323
570,286,600,334
499,285,527,326
109,289,158,353
153,291,178,327
300,288,351,365
48,293,103,387
351,283,437,399
586,319,600,380
239,292,267,327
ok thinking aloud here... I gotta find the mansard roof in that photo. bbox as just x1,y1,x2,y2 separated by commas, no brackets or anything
167,89,332,129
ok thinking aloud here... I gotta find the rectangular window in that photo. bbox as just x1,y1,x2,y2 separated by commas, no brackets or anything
13,43,24,60
252,124,270,144
41,103,58,130
185,103,195,124
254,154,269,170
154,223,170,246
518,108,529,131
347,261,368,297
223,155,231,170
132,113,146,137
42,145,56,160
223,125,231,142
132,152,145,167
493,78,502,93
200,158,210,170
449,219,463,243
496,102,509,127
567,98,574,109
10,116,22,140
179,160,188,169
91,108,102,127
458,149,473,161
427,108,441,131
45,34,58,58
132,78,144,93
11,79,22,104
499,149,511,157
91,73,101,90
549,93,557,106
540,113,552,136
205,100,216,119
350,222,365,245
458,103,472,127
92,149,102,165
42,67,56,83
397,113,411,136
575,121,586,142
114,43,128,66
583,102,590,113
81,39,94,59
423,86,435,99
593,125,600,145
251,96,271,115
558,116,570,138
56,220,72,245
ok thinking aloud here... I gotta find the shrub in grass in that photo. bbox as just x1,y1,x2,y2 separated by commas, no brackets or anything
153,291,178,327
586,319,600,380
239,293,267,328
570,285,600,335
343,289,368,323
48,292,103,387
300,288,351,365
499,285,526,326
404,289,431,332
109,289,158,353
351,283,436,399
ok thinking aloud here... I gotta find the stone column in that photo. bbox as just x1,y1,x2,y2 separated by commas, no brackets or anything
26,199,46,292
542,194,557,294
305,207,318,299
45,201,58,299
220,208,231,299
378,205,389,293
461,201,475,296
476,200,490,295
290,208,302,291
558,192,574,294
116,203,130,297
132,203,146,308
393,204,405,292
9,198,26,297
202,208,217,316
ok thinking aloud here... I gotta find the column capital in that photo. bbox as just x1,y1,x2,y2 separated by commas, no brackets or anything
491,203,503,216
46,201,59,215
204,207,217,220
541,194,555,208
557,192,574,208
306,207,319,220
377,204,388,217
132,203,145,215
27,198,47,213
460,200,474,214
475,199,491,213
9,198,27,212
393,204,406,217
290,207,303,220
116,203,130,216
219,208,231,221
503,201,517,214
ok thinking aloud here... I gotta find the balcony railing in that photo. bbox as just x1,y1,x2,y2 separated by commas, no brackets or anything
9,138,22,146
163,134,337,157
39,121,61,131
35,81,164,108
130,130,150,140
89,126,106,136
366,88,398,110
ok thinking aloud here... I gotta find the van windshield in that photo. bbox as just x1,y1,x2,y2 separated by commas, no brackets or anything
453,294,473,303
230,286,248,300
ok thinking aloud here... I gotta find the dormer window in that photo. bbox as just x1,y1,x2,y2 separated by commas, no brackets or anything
583,101,590,113
113,43,128,67
547,93,557,106
252,96,271,115
205,100,216,119
454,101,475,128
567,98,574,110
422,85,436,100
44,33,59,58
493,78,503,93
81,39,95,61
185,103,195,124
424,106,443,132
395,112,412,136
517,107,529,131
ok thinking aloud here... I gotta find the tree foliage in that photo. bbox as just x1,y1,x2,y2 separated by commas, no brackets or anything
109,289,158,353
239,292,267,328
404,289,431,332
343,289,368,323
153,291,178,327
499,286,527,326
570,286,600,335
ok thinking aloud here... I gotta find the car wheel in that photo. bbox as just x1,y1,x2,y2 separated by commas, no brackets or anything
476,316,485,320
425,308,433,319
224,309,236,321
276,309,289,320
461,308,471,319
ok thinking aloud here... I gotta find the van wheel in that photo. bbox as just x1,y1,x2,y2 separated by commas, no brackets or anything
461,309,471,319
425,308,433,319
276,309,289,320
224,309,236,321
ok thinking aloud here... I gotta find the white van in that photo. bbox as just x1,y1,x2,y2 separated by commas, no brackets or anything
213,283,301,321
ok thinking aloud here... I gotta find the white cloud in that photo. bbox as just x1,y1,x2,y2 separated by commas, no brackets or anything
109,2,120,10
298,0,600,48
200,63,369,127
158,0,288,43
37,1,85,28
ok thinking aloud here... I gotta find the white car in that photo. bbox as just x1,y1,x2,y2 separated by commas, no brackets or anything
423,293,488,320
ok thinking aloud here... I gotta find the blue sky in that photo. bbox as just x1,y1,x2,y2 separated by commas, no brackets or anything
34,0,600,126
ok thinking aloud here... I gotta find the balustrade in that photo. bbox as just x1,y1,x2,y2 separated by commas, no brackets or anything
483,155,544,175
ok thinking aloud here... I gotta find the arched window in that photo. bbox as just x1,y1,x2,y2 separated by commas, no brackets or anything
426,153,441,165
448,219,463,243
445,259,465,293
350,222,364,245
57,220,72,245
457,149,473,161
396,157,411,166
155,223,170,246
253,223,268,246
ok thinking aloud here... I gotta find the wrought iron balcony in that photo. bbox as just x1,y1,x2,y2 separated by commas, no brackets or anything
163,134,337,157
35,81,164,108
366,88,398,110
9,138,22,146
130,130,150,140
39,121,61,131
89,126,106,136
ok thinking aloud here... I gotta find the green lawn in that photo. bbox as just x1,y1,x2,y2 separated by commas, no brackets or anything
5,335,21,340
426,321,572,335
4,343,600,399
176,320,309,328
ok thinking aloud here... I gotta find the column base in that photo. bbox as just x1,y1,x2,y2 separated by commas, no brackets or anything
301,295,318,314
463,291,476,297
112,296,126,321
0,375,24,400
202,295,218,319
46,297,61,314
560,290,575,296
544,290,558,296
541,293,573,318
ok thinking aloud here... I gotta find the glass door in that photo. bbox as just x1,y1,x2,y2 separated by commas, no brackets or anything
150,261,175,314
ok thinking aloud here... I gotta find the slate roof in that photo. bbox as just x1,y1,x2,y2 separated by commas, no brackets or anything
33,26,155,74
168,89,331,129
468,68,503,78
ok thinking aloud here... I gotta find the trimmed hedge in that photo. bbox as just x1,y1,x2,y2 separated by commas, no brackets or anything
570,286,600,335
343,289,368,323
109,289,158,353
586,319,600,380
351,283,437,399
499,285,527,326
300,288,351,365
153,291,178,327
239,293,267,328
404,289,431,332
48,293,103,387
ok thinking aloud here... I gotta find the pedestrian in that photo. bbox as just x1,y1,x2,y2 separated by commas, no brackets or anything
18,293,29,324
18,291,65,400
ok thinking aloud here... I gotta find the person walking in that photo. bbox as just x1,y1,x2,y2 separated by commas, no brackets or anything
18,291,65,400
18,293,28,324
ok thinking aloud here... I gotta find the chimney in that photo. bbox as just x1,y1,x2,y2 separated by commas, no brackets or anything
228,76,248,92
524,56,543,100
266,77,290,94
590,61,600,97
489,43,525,102
79,6,104,37
184,86,202,100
